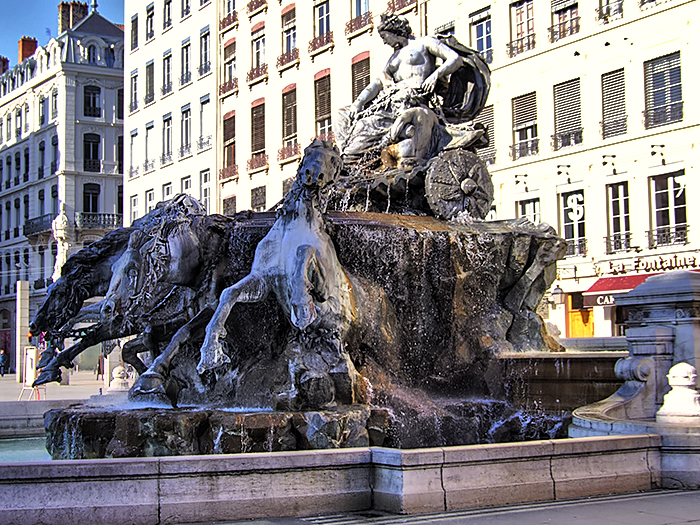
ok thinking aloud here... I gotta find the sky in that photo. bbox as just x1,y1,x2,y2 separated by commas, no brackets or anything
0,0,124,67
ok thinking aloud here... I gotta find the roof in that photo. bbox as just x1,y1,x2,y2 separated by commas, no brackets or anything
69,11,124,38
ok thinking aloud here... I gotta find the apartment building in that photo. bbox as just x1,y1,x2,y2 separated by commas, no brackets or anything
124,0,217,222
0,2,124,370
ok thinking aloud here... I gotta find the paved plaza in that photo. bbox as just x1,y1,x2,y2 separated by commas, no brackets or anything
0,369,103,402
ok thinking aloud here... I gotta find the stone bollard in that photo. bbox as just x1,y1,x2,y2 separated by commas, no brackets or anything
656,362,700,424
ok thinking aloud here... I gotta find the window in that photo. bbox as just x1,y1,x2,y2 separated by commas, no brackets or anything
118,185,124,215
224,114,235,169
51,184,58,214
130,195,139,224
282,8,297,54
553,78,582,150
315,75,332,137
38,189,45,215
200,170,210,213
23,195,29,220
23,148,29,182
598,0,623,21
225,0,235,15
182,0,191,18
511,92,538,160
199,96,211,149
223,195,236,216
117,88,124,119
562,190,586,257
251,103,265,157
130,73,138,111
146,5,155,40
162,52,172,94
51,135,58,174
83,133,101,172
606,182,631,253
224,42,236,82
131,15,138,50
145,62,155,104
518,198,540,224
145,123,154,170
14,152,20,184
282,89,297,146
163,183,172,200
649,171,687,248
0,120,3,143
181,176,191,194
5,114,10,141
164,0,172,29
601,69,626,138
83,183,100,213
117,136,123,174
351,57,370,103
508,0,535,57
163,114,173,162
181,106,191,155
24,104,29,132
644,51,682,129
354,0,369,16
181,41,191,85
84,86,101,117
199,29,211,75
129,131,137,175
251,186,266,212
39,96,47,125
145,189,155,213
470,9,492,64
550,2,579,42
251,29,265,69
315,1,330,36
15,109,22,139
51,89,58,119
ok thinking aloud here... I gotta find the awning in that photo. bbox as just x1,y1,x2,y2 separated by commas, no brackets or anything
582,273,658,307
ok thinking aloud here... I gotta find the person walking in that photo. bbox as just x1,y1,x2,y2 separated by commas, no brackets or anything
0,349,9,377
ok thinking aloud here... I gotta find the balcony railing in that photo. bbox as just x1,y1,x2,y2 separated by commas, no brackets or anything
480,49,493,64
15,128,21,139
164,17,172,29
278,141,301,162
197,135,212,151
345,12,373,35
219,78,238,96
143,159,155,172
23,214,54,236
129,166,139,178
506,34,535,57
510,138,539,160
597,0,623,22
220,11,238,31
309,31,334,54
552,128,583,151
548,18,580,42
129,100,138,112
605,232,633,254
51,108,58,119
386,0,416,13
246,63,268,83
84,159,101,172
277,48,299,69
566,238,587,257
314,131,336,144
160,153,173,166
23,171,28,183
219,164,239,180
198,61,211,76
161,82,173,96
644,102,683,129
182,4,191,17
179,144,192,158
50,161,57,174
601,117,627,139
13,226,19,238
13,176,19,186
84,106,101,117
246,0,266,14
146,29,155,40
180,71,192,86
648,225,688,249
247,153,268,172
144,92,155,105
75,212,123,230
37,166,44,179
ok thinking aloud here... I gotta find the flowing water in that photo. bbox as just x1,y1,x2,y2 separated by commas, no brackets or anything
0,437,51,462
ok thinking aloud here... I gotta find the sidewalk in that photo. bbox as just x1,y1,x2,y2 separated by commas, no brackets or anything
0,369,104,401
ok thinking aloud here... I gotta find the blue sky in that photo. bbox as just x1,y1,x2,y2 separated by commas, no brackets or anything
0,0,124,67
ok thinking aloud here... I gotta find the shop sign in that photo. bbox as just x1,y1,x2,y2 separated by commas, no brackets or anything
607,254,699,276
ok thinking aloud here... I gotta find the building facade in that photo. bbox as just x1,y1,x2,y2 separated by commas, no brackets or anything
0,2,124,370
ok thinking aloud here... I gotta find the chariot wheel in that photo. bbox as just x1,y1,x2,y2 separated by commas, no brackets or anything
424,149,494,220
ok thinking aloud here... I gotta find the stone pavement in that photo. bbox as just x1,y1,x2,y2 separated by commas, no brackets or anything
179,490,700,525
0,369,104,401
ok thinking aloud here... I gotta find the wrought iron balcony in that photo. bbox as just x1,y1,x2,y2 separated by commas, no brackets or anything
15,128,21,139
129,166,139,178
552,128,583,151
198,62,211,76
309,31,334,54
164,17,172,29
129,100,138,112
182,4,191,17
246,64,268,84
566,238,587,257
75,212,123,230
278,141,300,162
179,71,192,86
548,18,580,42
510,138,539,160
220,11,238,31
84,106,101,117
601,117,627,139
276,48,299,69
146,29,155,41
345,12,373,35
597,0,623,22
246,0,266,14
506,34,535,57
219,164,239,181
605,232,633,254
84,159,101,172
144,92,155,105
480,49,493,64
386,0,416,13
160,153,173,166
314,132,336,144
143,159,155,172
197,136,212,151
644,102,683,129
247,153,268,172
23,214,54,236
179,144,192,158
161,82,173,96
219,78,238,96
647,225,688,249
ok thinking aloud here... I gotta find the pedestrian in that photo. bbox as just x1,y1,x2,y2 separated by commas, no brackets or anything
96,353,104,381
0,349,9,377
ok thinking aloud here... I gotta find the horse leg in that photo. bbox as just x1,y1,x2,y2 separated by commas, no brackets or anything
121,336,149,375
290,245,321,331
198,273,269,374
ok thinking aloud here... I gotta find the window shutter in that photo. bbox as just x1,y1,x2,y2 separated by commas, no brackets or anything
251,186,266,209
351,58,370,102
512,92,537,130
314,75,331,121
224,42,236,60
601,69,626,137
282,8,296,26
475,104,495,162
553,78,581,133
282,90,297,140
224,116,235,143
251,104,265,153
644,51,681,112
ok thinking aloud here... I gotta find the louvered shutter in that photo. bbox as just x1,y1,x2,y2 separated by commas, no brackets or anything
224,42,236,60
315,75,331,121
282,90,297,140
282,8,296,27
554,78,581,133
601,69,626,138
251,186,266,210
223,115,235,144
475,105,495,163
251,104,265,154
351,58,370,102
512,92,537,130
551,0,577,11
644,51,682,127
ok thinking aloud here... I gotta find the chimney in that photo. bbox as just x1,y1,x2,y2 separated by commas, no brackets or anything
58,1,89,33
0,56,9,75
18,37,37,64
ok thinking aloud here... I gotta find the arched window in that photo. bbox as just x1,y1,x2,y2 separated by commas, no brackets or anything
83,133,101,172
83,183,100,213
87,45,97,64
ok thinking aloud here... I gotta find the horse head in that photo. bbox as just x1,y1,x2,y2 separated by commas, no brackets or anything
101,230,147,326
29,277,82,337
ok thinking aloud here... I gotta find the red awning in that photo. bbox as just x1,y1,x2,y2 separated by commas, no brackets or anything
583,273,659,296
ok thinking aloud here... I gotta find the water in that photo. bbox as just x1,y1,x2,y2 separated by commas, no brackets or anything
0,438,51,462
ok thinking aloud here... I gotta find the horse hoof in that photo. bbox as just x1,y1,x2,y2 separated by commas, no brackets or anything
196,350,231,375
37,350,58,369
33,366,62,387
128,372,171,406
